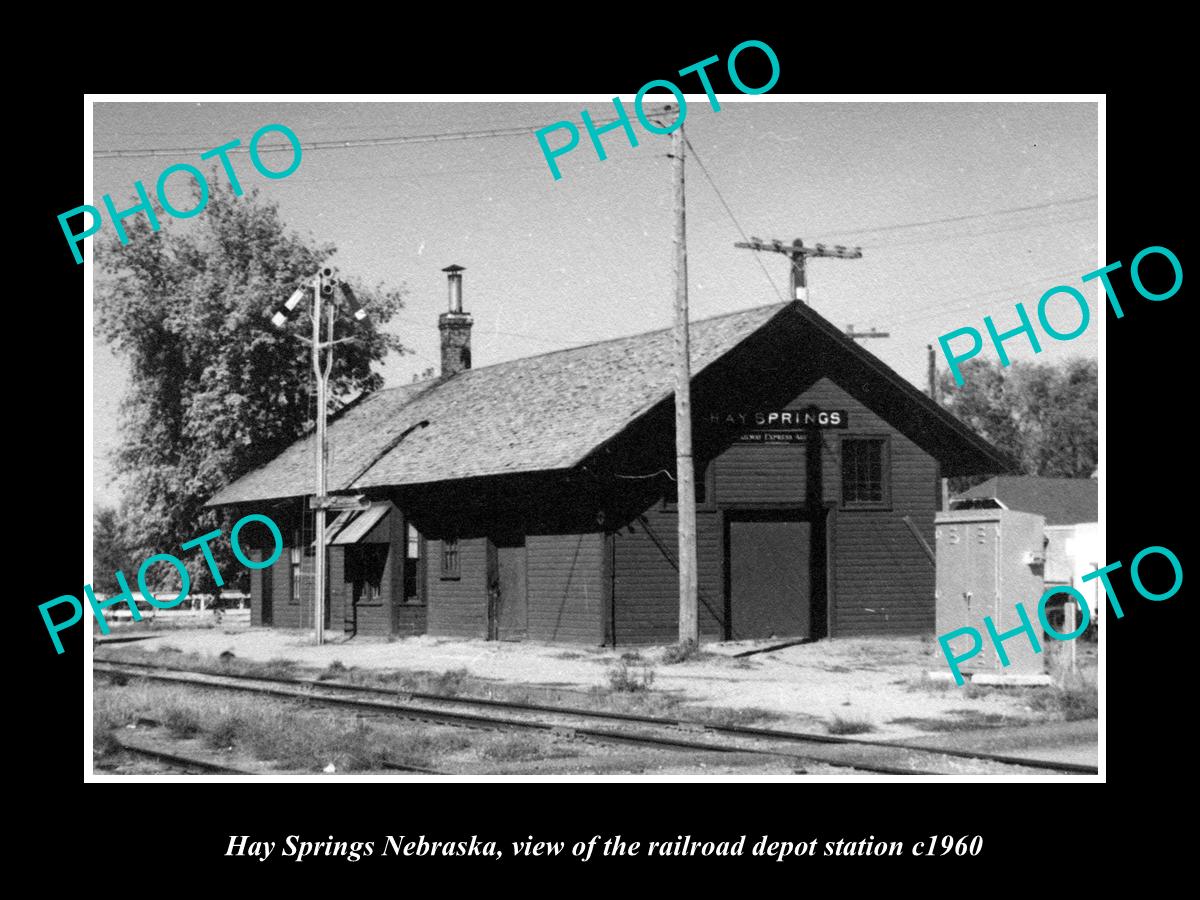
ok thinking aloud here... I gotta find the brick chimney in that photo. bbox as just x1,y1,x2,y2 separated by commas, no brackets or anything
438,264,472,377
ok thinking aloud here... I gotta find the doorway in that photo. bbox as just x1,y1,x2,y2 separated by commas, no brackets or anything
725,511,823,640
489,536,528,641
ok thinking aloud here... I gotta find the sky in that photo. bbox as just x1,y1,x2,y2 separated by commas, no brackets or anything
90,99,1098,505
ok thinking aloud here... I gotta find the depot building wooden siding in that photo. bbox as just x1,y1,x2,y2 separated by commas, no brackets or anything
244,501,427,638
607,378,938,644
214,299,1009,646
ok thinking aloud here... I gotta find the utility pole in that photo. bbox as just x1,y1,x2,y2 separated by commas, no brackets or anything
312,271,334,646
734,237,863,303
927,343,949,512
272,266,369,646
672,124,698,648
846,325,890,343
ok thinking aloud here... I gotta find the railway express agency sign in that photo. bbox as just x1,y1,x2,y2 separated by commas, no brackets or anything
709,408,848,443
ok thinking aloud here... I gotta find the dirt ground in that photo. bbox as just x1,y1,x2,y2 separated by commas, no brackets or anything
96,627,1099,748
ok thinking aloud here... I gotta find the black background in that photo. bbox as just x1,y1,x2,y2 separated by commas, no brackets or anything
22,25,1187,886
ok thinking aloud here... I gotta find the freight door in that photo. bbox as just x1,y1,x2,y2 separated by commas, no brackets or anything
728,515,812,639
495,539,528,641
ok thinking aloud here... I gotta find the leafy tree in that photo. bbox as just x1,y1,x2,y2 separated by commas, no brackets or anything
95,177,407,590
938,357,1097,485
93,505,139,594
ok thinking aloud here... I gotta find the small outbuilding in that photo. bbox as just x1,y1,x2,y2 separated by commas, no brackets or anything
952,475,1101,616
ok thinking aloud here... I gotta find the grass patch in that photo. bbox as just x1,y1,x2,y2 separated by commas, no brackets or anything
479,734,578,763
890,710,1020,732
93,728,122,758
430,668,469,696
99,646,693,722
827,714,875,735
91,681,467,772
687,706,783,728
607,660,655,693
904,673,957,694
1024,672,1097,721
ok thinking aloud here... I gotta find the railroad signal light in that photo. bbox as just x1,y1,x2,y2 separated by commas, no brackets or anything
320,266,336,298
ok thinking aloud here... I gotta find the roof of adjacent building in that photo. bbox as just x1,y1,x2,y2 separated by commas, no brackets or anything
208,300,1015,507
956,476,1098,525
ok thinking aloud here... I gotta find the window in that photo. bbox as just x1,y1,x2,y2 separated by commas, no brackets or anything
290,541,302,604
404,524,424,604
841,437,890,508
441,537,460,580
345,544,387,605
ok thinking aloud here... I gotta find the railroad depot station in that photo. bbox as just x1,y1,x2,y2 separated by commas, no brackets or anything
209,268,1012,646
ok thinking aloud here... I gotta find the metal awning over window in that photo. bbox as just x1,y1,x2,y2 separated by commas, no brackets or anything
330,502,391,545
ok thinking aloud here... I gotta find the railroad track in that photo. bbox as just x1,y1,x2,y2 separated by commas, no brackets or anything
94,659,1096,776
105,733,256,775
100,715,442,777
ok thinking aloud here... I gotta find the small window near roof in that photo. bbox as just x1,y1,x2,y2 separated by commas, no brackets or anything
441,537,460,579
841,438,890,508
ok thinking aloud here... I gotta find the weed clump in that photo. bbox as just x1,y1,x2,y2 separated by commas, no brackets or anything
318,660,349,681
1025,676,1097,721
607,660,656,693
660,642,717,665
162,705,201,738
260,658,300,680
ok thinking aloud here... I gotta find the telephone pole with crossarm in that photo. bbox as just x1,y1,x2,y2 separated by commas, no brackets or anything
734,237,862,304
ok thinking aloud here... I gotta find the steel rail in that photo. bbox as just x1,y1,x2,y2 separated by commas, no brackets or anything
96,657,1097,775
95,662,928,775
106,734,257,775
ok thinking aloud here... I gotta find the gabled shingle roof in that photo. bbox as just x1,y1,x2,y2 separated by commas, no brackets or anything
209,299,1016,507
208,303,790,506
957,476,1098,525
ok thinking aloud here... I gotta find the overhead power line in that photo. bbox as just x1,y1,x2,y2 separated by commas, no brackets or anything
820,194,1098,241
93,109,675,160
863,210,1096,251
682,133,788,305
